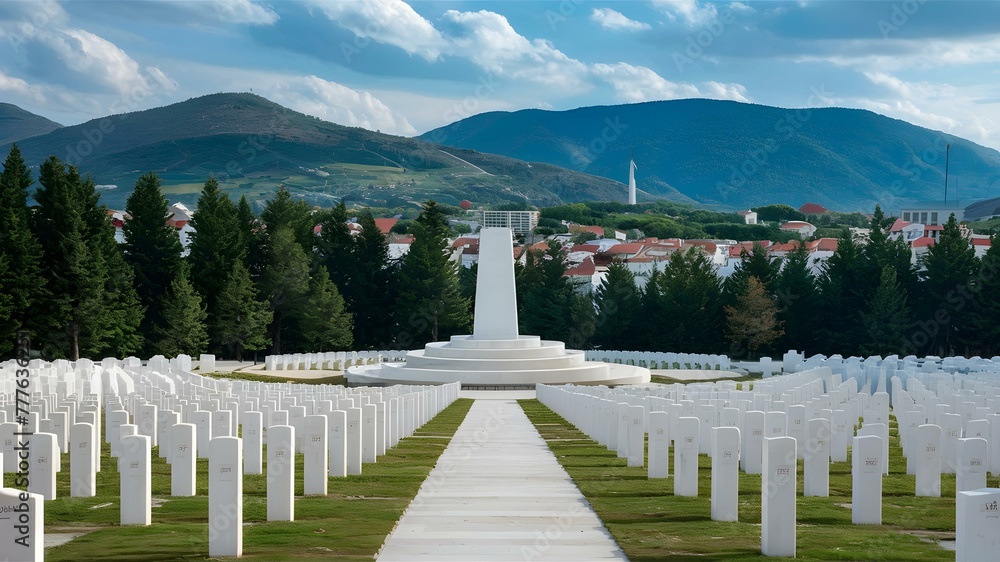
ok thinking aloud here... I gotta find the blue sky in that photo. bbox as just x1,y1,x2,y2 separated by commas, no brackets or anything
2,0,1000,149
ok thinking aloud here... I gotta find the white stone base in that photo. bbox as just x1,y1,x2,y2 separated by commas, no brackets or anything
347,336,650,387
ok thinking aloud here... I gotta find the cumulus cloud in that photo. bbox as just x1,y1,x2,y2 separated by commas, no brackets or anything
308,0,446,62
652,0,719,26
590,63,751,104
590,8,651,32
701,81,752,102
0,70,46,102
202,0,279,25
267,75,417,136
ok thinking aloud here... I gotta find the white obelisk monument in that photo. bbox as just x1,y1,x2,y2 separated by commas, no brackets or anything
628,151,637,205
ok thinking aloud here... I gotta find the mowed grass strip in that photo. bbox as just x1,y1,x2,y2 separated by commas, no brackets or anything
519,399,975,561
8,398,473,561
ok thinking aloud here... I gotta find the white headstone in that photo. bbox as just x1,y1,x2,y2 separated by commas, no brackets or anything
787,405,807,459
648,411,669,479
193,411,212,459
743,411,765,475
362,404,377,464
1,422,17,473
803,418,830,497
304,415,328,496
711,426,740,522
107,410,128,457
267,425,295,521
243,412,263,475
852,435,883,524
120,434,151,525
831,409,850,463
328,410,347,478
208,436,242,558
347,407,362,475
956,488,1000,562
761,436,796,557
627,405,645,468
212,410,232,439
138,403,158,447
28,433,57,501
617,403,629,459
957,438,988,493
940,413,963,474
70,423,96,497
171,423,196,497
673,417,699,497
916,424,942,497
0,488,43,561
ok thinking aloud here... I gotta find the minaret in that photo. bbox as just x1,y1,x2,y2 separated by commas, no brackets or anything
628,150,637,205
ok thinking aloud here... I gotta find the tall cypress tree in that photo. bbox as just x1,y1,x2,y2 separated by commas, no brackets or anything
349,211,398,348
860,266,911,357
593,260,641,350
123,171,183,352
817,231,866,356
773,245,821,354
260,227,311,354
298,265,353,351
967,232,1000,356
395,201,470,346
0,144,46,356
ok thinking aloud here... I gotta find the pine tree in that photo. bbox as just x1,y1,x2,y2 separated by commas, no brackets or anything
215,263,272,361
395,201,470,346
723,242,780,307
920,214,979,356
725,276,784,359
773,245,821,354
645,249,723,354
350,211,398,348
519,242,596,349
31,157,104,359
188,178,245,346
593,260,641,350
817,231,866,356
298,266,353,351
0,144,46,356
259,227,311,354
153,267,209,357
860,266,911,357
967,232,1000,356
123,171,183,352
260,186,318,253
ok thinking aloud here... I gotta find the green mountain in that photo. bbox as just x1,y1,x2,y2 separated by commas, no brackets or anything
1,93,646,211
0,103,62,145
419,99,1000,212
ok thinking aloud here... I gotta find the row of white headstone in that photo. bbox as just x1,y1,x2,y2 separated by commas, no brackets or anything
263,351,385,371
0,357,460,561
585,350,731,371
538,360,1000,560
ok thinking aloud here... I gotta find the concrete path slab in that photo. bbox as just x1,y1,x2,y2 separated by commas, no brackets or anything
377,400,627,562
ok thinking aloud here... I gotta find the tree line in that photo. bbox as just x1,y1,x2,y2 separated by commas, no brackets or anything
2,145,998,361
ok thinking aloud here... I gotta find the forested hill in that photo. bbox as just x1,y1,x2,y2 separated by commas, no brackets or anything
0,102,62,145
1,93,648,210
419,98,1000,212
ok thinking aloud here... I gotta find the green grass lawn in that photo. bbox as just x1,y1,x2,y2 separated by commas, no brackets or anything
204,372,346,386
5,398,473,560
520,399,987,561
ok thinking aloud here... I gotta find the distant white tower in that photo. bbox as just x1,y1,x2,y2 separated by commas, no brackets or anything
628,151,637,205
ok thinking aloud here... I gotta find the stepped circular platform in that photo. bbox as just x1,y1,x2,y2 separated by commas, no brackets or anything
347,335,650,387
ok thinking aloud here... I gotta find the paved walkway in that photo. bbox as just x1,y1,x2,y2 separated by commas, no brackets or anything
377,399,628,561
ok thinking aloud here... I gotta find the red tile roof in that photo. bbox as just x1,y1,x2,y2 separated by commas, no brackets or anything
806,238,839,252
452,237,479,248
925,225,944,231
890,219,910,231
604,243,644,256
374,218,398,234
972,238,992,246
799,203,829,215
912,237,935,248
565,256,596,277
781,221,814,230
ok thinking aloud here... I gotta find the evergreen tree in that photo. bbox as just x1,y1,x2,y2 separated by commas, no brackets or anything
188,178,244,345
260,186,318,254
644,249,723,354
123,171,183,352
723,242,780,307
519,242,596,349
859,266,911,357
773,245,821,354
967,232,1000,356
153,267,209,357
259,227,311,354
395,201,470,346
236,195,266,275
298,266,353,351
817,231,866,356
920,214,979,356
592,260,641,350
215,262,272,361
348,211,399,348
725,276,784,359
0,144,46,356
862,205,919,302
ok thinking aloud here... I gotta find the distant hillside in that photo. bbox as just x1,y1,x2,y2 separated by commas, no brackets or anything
0,103,62,145
1,93,644,210
419,99,1000,212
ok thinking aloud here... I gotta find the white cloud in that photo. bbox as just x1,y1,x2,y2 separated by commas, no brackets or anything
202,0,279,25
0,70,46,102
727,2,755,14
651,0,718,26
589,8,651,32
701,81,752,102
589,63,752,104
267,75,417,136
309,0,446,62
441,9,590,91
